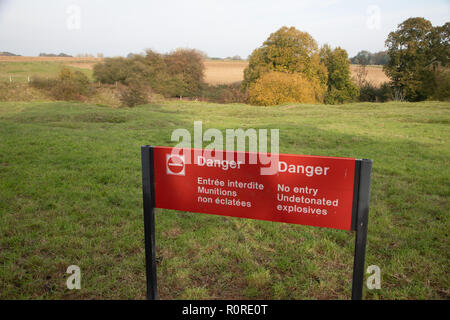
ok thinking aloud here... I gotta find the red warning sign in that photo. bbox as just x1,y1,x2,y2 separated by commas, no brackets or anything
152,146,356,230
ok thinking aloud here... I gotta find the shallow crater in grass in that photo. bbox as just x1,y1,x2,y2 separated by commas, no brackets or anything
6,112,130,124
73,112,129,123
399,117,450,125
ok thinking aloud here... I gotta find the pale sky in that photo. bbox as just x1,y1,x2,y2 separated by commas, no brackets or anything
0,0,448,58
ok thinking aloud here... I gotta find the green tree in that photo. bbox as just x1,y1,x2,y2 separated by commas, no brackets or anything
164,48,205,97
119,80,149,107
242,26,328,102
50,67,93,100
384,17,449,101
320,45,359,104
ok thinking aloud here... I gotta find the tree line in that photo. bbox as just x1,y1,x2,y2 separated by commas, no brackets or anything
241,17,448,105
88,17,450,106
349,51,389,65
10,16,446,106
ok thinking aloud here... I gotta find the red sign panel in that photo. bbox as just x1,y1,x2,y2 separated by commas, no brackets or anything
152,146,356,230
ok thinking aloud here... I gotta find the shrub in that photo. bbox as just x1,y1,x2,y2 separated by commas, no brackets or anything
86,84,122,108
51,80,81,101
50,68,93,100
93,57,131,84
0,82,50,101
201,82,247,103
119,81,149,107
30,68,94,101
325,86,359,104
30,77,57,91
247,71,320,106
359,82,392,102
61,68,92,95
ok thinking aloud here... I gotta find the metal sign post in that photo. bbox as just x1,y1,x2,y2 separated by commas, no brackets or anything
141,146,157,300
140,145,372,300
351,159,372,300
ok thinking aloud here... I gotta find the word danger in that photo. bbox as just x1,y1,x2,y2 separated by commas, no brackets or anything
278,161,330,177
197,156,243,170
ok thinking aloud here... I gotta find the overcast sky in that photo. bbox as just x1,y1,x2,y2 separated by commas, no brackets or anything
0,0,448,58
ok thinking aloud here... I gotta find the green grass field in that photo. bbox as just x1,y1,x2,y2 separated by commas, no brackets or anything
0,61,93,83
0,100,448,299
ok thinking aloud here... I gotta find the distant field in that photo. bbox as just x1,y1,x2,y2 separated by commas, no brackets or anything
0,100,448,299
349,64,390,87
0,60,95,82
204,59,390,86
0,56,390,86
0,56,101,62
0,56,99,68
0,56,100,68
204,59,249,85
